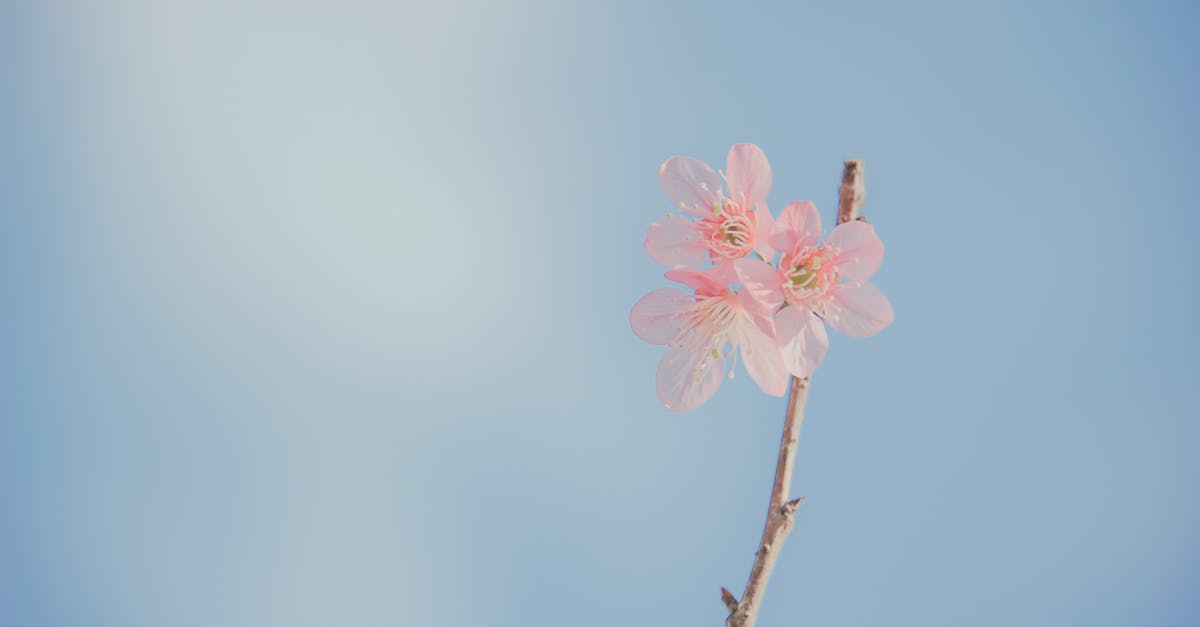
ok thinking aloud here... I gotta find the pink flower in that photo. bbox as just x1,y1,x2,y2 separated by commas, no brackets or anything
645,144,776,268
736,201,894,378
630,263,789,412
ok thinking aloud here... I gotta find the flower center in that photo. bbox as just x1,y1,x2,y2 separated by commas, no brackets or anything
782,246,837,306
720,215,752,245
702,200,755,258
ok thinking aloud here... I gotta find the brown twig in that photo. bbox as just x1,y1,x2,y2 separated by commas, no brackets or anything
838,159,866,224
723,376,809,627
723,160,866,627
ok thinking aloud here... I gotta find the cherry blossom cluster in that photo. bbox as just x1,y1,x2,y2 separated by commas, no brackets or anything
630,144,893,412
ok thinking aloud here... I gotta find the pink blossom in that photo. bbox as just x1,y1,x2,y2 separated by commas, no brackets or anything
735,201,893,378
630,263,788,412
645,144,776,268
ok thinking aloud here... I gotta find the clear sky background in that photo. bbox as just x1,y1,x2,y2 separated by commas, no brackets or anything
2,1,1198,626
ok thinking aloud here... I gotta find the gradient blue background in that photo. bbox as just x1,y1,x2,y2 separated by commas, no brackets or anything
2,1,1198,625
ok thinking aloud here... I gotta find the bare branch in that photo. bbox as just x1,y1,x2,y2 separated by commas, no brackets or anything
726,160,866,627
725,376,810,627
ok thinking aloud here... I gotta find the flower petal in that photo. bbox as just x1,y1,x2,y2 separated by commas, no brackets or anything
725,144,771,210
776,306,829,378
736,315,788,397
645,216,708,268
734,258,784,313
768,201,822,253
665,263,734,297
750,208,775,259
657,343,724,412
660,156,721,214
827,220,884,281
630,287,689,345
823,282,894,338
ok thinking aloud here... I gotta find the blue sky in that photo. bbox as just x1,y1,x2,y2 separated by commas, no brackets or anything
2,1,1198,626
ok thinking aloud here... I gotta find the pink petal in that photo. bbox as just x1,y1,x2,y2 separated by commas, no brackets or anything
665,263,734,297
630,287,689,345
768,201,822,253
664,268,714,294
750,209,775,259
736,315,788,397
656,343,724,412
823,282,894,338
826,221,884,281
659,156,721,214
738,296,776,340
645,216,708,268
708,260,738,288
775,306,829,378
734,258,784,313
725,144,772,210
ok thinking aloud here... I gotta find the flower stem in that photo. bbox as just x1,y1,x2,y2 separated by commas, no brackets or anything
723,160,866,627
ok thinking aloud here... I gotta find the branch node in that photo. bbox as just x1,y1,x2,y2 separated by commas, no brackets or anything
721,587,740,614
781,497,806,517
